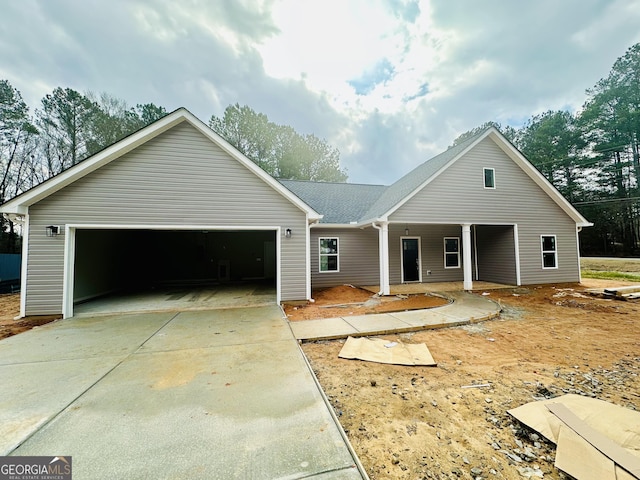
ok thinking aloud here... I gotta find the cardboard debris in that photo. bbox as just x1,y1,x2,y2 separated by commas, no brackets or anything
338,336,437,366
555,425,616,480
508,394,640,480
548,403,640,479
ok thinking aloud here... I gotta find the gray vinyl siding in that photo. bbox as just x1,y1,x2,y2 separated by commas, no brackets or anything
388,224,464,284
390,137,580,284
25,122,308,315
475,225,517,284
310,227,379,289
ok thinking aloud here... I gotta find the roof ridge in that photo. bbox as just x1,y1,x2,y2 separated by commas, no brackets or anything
279,178,387,188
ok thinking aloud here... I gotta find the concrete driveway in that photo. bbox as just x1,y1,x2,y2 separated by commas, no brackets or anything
0,306,365,479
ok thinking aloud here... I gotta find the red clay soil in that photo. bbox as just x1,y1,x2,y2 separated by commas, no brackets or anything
283,285,449,321
0,293,61,340
302,279,640,479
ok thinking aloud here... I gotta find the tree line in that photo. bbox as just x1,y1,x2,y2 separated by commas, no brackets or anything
3,43,640,255
0,86,346,253
453,43,640,256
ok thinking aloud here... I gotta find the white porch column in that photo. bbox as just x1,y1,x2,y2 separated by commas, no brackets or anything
378,222,390,295
462,223,473,291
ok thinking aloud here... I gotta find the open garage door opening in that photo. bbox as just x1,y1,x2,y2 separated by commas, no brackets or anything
72,228,277,315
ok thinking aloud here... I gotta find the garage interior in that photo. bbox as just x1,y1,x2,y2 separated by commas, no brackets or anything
72,229,277,315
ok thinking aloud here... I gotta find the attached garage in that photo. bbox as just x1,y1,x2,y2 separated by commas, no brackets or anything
72,227,277,307
2,109,320,318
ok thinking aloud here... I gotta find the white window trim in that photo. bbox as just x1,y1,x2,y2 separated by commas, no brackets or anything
483,167,496,189
319,237,339,273
541,234,558,269
444,236,461,269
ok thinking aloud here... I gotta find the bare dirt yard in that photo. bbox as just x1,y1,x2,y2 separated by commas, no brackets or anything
301,278,640,479
2,267,639,479
0,293,61,340
284,285,449,321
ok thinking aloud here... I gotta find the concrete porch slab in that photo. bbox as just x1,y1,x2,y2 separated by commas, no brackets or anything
290,291,501,342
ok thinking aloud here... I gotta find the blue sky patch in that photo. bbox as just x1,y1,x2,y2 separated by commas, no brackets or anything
348,58,396,95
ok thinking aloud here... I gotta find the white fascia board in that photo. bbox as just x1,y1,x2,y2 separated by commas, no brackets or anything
485,129,592,227
379,127,592,227
0,110,189,213
309,222,375,229
341,216,389,228
0,108,322,221
382,132,489,219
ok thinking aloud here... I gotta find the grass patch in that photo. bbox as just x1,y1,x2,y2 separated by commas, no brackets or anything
581,270,640,281
580,258,640,273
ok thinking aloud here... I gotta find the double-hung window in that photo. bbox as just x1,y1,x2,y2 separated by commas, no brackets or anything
444,237,460,268
541,235,558,269
319,238,339,272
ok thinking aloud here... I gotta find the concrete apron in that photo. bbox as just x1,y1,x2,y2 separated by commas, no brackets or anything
0,306,365,479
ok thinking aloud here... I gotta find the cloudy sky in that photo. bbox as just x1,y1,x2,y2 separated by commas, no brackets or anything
2,0,640,185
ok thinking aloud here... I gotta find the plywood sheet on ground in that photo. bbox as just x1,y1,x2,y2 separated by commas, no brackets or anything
338,336,436,366
508,394,640,480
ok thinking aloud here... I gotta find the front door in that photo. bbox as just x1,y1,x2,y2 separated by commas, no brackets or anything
401,237,421,282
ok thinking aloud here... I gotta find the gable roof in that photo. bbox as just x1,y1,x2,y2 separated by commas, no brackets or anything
359,129,486,222
0,108,322,221
280,180,386,224
284,127,591,228
2,113,590,229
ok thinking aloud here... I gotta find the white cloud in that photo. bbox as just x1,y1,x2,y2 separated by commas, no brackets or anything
1,0,640,185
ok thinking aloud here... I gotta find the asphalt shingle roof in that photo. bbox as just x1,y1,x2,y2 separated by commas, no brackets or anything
279,180,387,224
280,129,488,225
360,130,486,221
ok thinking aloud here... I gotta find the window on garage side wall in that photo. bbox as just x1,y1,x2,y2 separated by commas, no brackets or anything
541,235,558,269
319,237,339,272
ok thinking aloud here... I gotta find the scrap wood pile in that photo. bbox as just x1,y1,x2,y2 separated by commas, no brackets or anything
583,284,640,301
602,285,640,301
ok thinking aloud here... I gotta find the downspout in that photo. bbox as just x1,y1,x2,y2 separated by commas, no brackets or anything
576,226,583,283
372,221,390,296
306,218,321,301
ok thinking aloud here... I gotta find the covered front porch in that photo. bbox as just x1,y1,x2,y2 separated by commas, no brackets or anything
361,281,516,295
371,222,520,295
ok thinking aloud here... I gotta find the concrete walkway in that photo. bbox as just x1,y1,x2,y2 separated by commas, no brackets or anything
289,291,502,341
0,306,366,479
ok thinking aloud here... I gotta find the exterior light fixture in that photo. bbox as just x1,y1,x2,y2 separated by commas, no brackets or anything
285,228,292,238
405,227,409,236
45,225,60,237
